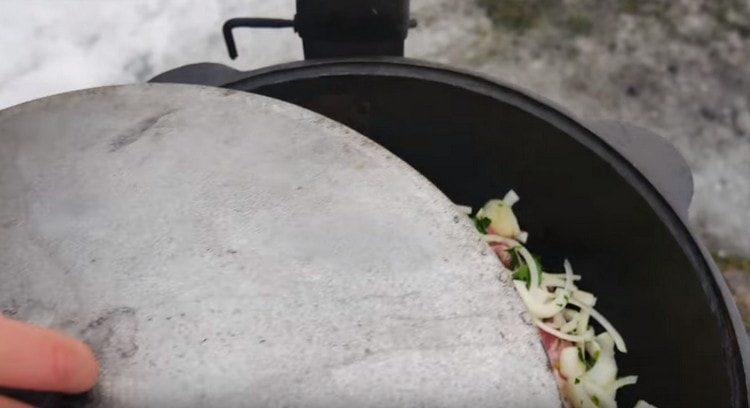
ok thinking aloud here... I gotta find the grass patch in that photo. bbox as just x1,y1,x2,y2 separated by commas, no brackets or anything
476,0,594,38
476,0,545,32
714,252,750,273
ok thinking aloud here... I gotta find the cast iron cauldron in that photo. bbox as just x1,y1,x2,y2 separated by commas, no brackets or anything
153,57,750,407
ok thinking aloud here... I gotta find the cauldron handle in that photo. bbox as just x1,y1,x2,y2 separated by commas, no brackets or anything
586,120,693,218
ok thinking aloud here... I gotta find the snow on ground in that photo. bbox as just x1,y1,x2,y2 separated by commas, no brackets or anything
0,0,299,108
1,0,748,259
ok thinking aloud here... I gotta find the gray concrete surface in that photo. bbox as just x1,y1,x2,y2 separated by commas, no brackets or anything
0,84,559,407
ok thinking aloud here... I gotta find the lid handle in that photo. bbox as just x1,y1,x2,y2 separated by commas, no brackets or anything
222,18,295,60
587,120,694,217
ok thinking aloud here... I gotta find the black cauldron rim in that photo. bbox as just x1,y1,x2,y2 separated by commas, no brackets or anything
153,55,750,405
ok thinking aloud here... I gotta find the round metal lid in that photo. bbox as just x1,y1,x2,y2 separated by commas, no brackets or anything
0,84,558,407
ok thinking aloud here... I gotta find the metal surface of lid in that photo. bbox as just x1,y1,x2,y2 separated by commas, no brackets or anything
0,84,558,407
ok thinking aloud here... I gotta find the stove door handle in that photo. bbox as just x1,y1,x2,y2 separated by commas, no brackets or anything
222,18,295,60
587,120,694,218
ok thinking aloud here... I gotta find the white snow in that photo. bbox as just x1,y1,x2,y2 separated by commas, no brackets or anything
0,0,300,108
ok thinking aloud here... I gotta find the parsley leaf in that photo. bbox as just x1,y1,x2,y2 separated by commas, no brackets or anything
508,246,543,288
508,246,523,269
512,264,531,285
532,254,543,269
474,217,491,234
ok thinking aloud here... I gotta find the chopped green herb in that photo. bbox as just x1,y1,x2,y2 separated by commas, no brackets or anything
591,395,600,406
512,264,530,284
574,378,580,384
508,247,543,288
532,254,544,269
508,247,544,270
474,217,491,234
509,246,523,269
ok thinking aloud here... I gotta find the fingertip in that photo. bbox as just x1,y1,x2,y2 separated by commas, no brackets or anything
0,317,99,393
52,338,99,394
73,340,99,392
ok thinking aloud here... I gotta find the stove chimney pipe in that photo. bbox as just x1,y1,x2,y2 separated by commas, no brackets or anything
295,0,413,58
222,0,414,60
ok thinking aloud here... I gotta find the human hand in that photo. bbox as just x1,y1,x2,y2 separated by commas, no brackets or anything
0,316,98,407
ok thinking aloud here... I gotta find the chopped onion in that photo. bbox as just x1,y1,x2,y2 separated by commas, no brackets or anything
475,192,651,407
577,310,591,341
543,272,582,281
541,275,567,288
610,375,638,392
580,379,617,408
534,318,593,343
560,346,586,378
516,230,529,243
585,337,601,360
584,349,617,387
560,313,581,333
564,259,574,293
570,299,627,353
563,309,578,320
503,189,520,207
514,282,566,318
483,234,519,246
550,313,566,329
567,381,599,408
573,290,597,307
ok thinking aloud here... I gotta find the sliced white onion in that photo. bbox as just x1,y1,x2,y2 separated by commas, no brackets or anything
518,246,540,288
563,308,578,320
541,276,567,288
585,336,601,359
567,380,599,408
634,400,657,408
514,282,566,318
543,272,582,281
516,230,529,243
559,346,586,378
573,289,597,307
610,375,638,392
563,259,574,293
580,379,617,408
570,299,627,353
534,318,593,343
550,313,566,329
483,234,519,246
577,309,591,340
560,312,581,333
477,192,648,407
584,352,617,388
503,189,520,207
